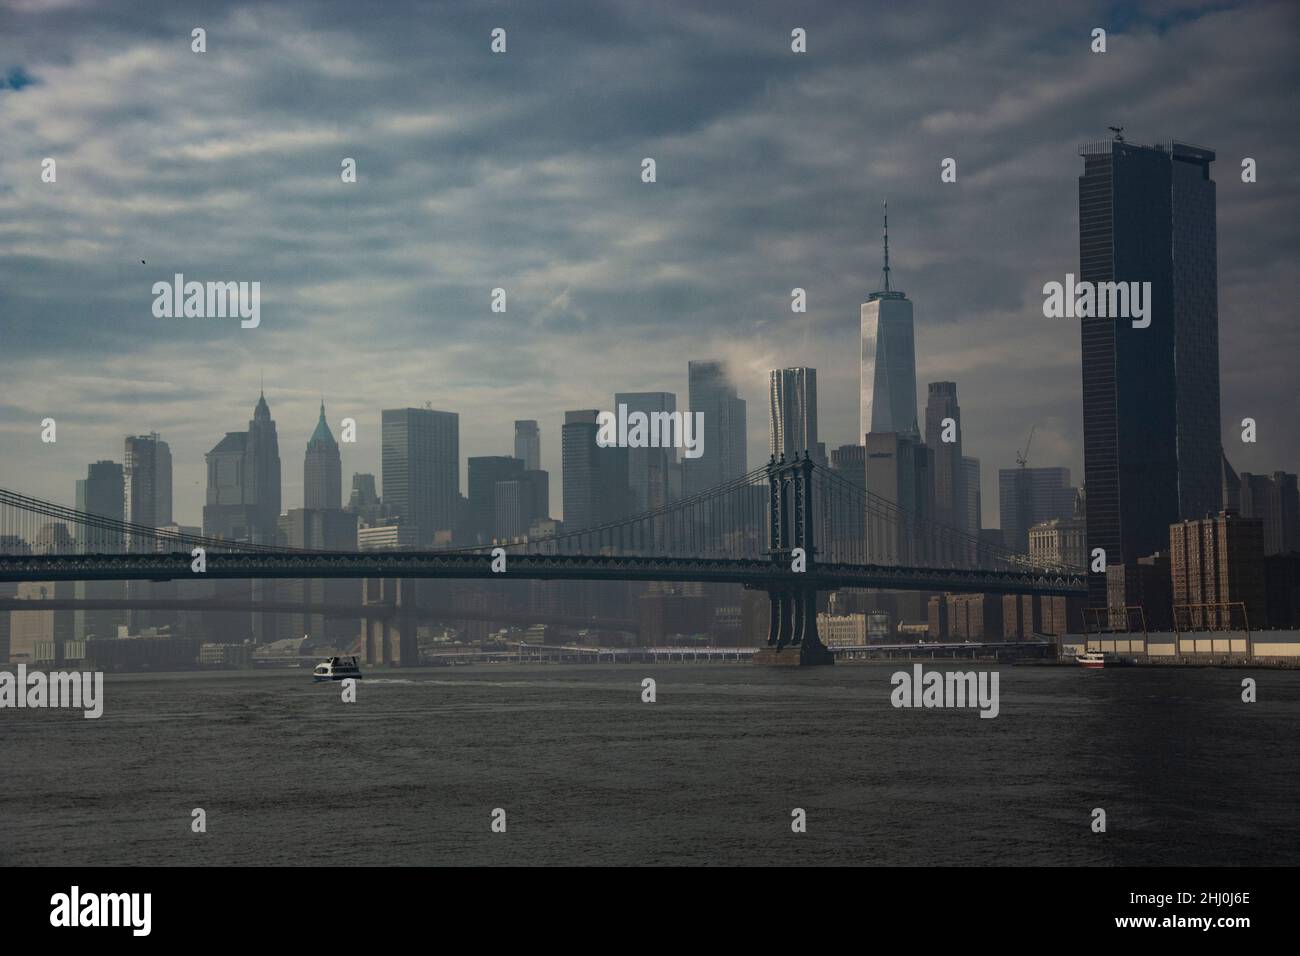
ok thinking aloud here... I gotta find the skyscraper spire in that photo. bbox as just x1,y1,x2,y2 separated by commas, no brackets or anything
881,200,891,293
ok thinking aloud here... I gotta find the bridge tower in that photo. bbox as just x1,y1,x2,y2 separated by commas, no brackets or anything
360,578,418,667
754,453,834,666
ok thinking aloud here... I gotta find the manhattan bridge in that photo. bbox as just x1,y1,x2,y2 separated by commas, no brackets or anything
0,454,1085,665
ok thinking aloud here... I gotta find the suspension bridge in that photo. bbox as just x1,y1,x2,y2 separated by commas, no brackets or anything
0,455,1086,665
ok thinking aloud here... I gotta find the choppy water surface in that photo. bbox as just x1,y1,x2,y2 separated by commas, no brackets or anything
2,663,1296,865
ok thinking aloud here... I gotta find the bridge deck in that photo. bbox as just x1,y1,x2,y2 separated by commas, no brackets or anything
0,551,1085,595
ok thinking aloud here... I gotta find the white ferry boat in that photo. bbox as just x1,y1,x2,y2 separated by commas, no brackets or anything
1076,649,1106,669
312,656,363,682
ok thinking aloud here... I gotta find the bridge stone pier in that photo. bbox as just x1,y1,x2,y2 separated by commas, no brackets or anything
754,454,834,666
360,578,418,667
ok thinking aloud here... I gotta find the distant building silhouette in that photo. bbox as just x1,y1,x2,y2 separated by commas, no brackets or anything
616,391,678,513
1239,471,1300,556
468,456,524,544
924,382,968,563
75,460,125,642
304,400,342,510
998,466,1077,553
346,473,383,526
562,410,629,530
125,432,172,550
201,393,281,545
514,420,541,472
684,360,746,494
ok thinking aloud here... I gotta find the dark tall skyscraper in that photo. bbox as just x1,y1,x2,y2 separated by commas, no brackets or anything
1078,137,1221,605
304,400,342,510
514,420,540,472
76,460,124,554
468,456,525,544
382,407,459,546
245,391,281,543
685,360,746,495
768,368,820,464
562,410,629,530
563,411,600,531
924,382,968,541
202,393,282,544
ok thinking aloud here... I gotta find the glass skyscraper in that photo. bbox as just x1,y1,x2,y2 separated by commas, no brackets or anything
381,407,459,546
767,368,819,464
1078,137,1221,606
860,204,918,442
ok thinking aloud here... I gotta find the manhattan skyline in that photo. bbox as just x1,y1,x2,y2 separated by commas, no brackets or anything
1,0,1296,528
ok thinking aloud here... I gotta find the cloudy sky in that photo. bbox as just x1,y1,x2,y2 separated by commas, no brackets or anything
1,0,1296,526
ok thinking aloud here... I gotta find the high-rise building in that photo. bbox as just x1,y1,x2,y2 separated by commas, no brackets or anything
75,461,125,642
768,368,820,465
197,393,281,643
76,461,124,554
924,382,968,563
829,444,866,558
562,410,630,531
998,466,1077,553
860,203,918,441
1079,137,1222,606
468,456,525,544
203,431,256,540
685,360,747,495
245,391,281,542
124,433,172,551
494,470,548,541
963,456,982,538
202,393,282,545
865,431,933,565
520,470,549,527
304,400,342,510
346,473,383,526
382,407,459,546
562,410,601,531
615,392,678,513
1239,472,1300,556
1170,511,1265,629
514,420,541,472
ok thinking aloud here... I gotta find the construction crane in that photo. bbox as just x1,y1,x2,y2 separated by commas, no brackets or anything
1015,424,1036,469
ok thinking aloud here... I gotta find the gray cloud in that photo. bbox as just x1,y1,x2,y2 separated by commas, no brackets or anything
0,0,1296,524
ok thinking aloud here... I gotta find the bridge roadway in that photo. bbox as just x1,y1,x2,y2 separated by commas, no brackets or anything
0,551,1086,596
